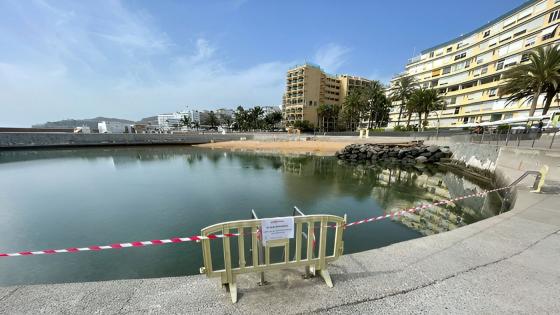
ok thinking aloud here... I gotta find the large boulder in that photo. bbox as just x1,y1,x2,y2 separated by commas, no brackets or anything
427,145,440,153
415,156,428,163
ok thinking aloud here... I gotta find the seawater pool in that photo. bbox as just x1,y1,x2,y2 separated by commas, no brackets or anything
0,146,504,286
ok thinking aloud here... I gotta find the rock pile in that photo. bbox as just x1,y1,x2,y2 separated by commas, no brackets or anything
336,143,452,164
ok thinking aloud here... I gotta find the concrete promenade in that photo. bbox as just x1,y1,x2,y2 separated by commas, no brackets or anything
1,185,559,314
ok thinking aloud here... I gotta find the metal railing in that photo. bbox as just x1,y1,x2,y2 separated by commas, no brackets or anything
199,210,346,303
468,128,559,150
500,167,549,212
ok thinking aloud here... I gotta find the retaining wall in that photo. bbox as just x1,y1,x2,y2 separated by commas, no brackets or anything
0,133,253,149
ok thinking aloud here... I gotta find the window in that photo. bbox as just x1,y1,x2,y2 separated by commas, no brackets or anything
535,1,547,13
468,92,482,100
518,7,533,20
454,107,460,114
477,52,492,64
521,53,530,62
504,55,521,68
473,66,488,77
483,30,491,38
488,88,497,97
513,27,527,38
549,10,560,23
448,97,457,105
442,66,451,74
429,51,435,58
509,40,522,52
447,47,452,53
499,32,512,42
541,25,558,41
496,59,505,70
454,52,467,60
503,16,517,28
525,36,536,47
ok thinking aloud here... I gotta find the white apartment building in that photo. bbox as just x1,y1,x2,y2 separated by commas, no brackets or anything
389,0,560,128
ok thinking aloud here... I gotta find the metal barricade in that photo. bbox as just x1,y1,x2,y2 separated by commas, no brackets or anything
199,211,346,303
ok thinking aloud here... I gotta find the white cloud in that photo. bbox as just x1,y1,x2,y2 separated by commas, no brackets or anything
313,43,351,73
0,0,291,126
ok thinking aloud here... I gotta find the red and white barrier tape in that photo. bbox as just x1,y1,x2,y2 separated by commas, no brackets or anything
0,186,510,258
342,186,511,227
0,233,239,258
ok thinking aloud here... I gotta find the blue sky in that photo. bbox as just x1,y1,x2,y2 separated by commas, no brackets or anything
0,0,527,126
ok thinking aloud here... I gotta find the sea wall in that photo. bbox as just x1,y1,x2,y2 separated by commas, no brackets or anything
0,132,253,149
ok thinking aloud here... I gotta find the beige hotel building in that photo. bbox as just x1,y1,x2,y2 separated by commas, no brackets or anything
389,0,560,128
282,63,372,126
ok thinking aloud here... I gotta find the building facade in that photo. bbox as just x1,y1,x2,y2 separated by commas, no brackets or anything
157,110,200,129
282,63,372,127
389,0,560,128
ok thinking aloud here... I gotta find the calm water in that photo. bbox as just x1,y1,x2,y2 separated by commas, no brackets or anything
0,146,503,286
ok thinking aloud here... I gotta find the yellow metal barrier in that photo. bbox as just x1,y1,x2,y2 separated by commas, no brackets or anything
199,214,346,303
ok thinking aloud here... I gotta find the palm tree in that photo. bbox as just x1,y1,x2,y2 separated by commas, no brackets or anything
249,106,265,130
499,45,560,116
207,111,219,129
264,111,283,130
390,76,417,126
362,80,391,129
317,104,341,132
180,115,191,128
408,88,444,131
342,88,364,131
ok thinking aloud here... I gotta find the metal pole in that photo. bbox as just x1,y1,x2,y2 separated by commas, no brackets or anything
480,129,484,144
505,126,511,146
550,131,557,149
517,133,521,147
531,132,536,148
251,209,266,285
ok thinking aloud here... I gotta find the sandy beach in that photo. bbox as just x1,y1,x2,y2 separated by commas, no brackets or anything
195,138,415,156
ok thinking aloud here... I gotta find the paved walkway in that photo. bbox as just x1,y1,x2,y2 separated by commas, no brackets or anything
1,187,559,314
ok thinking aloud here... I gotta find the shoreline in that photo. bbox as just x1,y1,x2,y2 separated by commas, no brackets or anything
195,139,417,156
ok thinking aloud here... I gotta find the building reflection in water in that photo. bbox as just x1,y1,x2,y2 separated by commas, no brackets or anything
0,146,503,237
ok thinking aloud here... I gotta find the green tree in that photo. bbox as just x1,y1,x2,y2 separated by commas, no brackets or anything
499,45,560,116
234,106,249,131
317,104,341,132
249,106,265,130
342,88,365,131
264,111,283,130
362,81,391,129
180,115,191,128
206,111,219,129
293,120,314,132
390,76,417,126
220,114,233,128
408,88,444,131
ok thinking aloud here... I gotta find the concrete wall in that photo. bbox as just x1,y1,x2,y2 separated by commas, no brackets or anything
496,147,560,184
446,142,501,172
0,132,253,149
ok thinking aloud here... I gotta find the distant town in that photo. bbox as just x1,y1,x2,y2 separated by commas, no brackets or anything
28,106,282,134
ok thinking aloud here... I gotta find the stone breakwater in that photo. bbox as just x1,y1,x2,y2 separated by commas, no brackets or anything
336,143,452,164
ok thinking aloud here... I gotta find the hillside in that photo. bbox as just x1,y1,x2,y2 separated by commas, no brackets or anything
32,117,136,130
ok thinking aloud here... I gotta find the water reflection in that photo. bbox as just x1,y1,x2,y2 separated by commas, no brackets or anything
0,147,503,285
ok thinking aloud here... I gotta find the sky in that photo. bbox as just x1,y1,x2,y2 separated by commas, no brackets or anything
0,0,527,126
